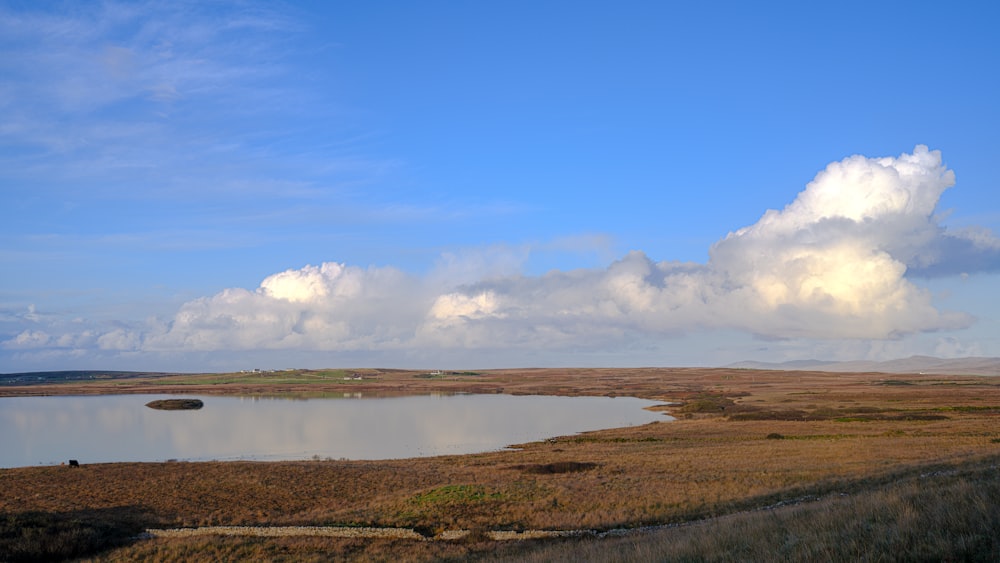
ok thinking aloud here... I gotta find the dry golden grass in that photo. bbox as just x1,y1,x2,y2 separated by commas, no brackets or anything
483,455,1000,562
2,367,999,560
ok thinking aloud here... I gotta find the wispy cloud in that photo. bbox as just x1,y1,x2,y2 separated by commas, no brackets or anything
0,1,374,202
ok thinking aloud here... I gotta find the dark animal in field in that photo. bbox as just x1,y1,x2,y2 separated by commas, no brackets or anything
68,459,79,467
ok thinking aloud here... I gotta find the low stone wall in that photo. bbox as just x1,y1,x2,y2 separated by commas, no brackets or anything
145,525,598,542
146,526,425,540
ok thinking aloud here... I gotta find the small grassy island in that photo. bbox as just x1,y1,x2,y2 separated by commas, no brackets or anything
144,398,204,410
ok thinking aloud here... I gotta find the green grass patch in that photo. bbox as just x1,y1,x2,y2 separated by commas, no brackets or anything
144,370,360,386
932,405,1000,412
413,371,481,379
410,485,503,506
308,370,350,378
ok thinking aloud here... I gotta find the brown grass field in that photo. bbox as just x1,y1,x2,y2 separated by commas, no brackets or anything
1,367,999,561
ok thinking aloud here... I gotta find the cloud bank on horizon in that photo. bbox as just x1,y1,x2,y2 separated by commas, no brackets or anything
9,146,999,362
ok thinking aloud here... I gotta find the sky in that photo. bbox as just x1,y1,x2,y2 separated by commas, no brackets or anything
2,0,1000,372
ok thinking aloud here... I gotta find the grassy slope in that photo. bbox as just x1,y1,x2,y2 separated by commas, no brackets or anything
485,456,1000,562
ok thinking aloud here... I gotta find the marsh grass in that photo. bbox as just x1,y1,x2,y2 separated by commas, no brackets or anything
485,456,1000,562
511,462,598,474
0,507,150,563
409,485,503,506
3,367,1000,561
43,456,999,562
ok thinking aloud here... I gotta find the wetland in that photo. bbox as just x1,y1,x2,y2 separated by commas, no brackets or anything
1,367,998,561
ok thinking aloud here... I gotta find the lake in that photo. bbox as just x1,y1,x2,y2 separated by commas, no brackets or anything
0,393,669,467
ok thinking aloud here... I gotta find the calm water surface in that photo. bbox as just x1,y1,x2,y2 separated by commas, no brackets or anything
0,394,669,467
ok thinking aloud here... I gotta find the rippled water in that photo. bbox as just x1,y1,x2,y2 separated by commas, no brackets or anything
0,393,669,467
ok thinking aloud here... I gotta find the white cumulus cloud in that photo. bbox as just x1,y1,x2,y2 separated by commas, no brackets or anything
419,146,979,345
2,330,51,349
58,146,998,357
144,263,431,351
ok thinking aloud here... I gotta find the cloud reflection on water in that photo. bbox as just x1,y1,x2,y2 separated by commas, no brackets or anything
1,394,669,467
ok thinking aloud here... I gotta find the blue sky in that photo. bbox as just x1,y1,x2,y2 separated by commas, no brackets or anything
2,0,999,372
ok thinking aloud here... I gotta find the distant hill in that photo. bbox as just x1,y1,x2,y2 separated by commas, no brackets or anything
0,370,175,385
726,356,1000,376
